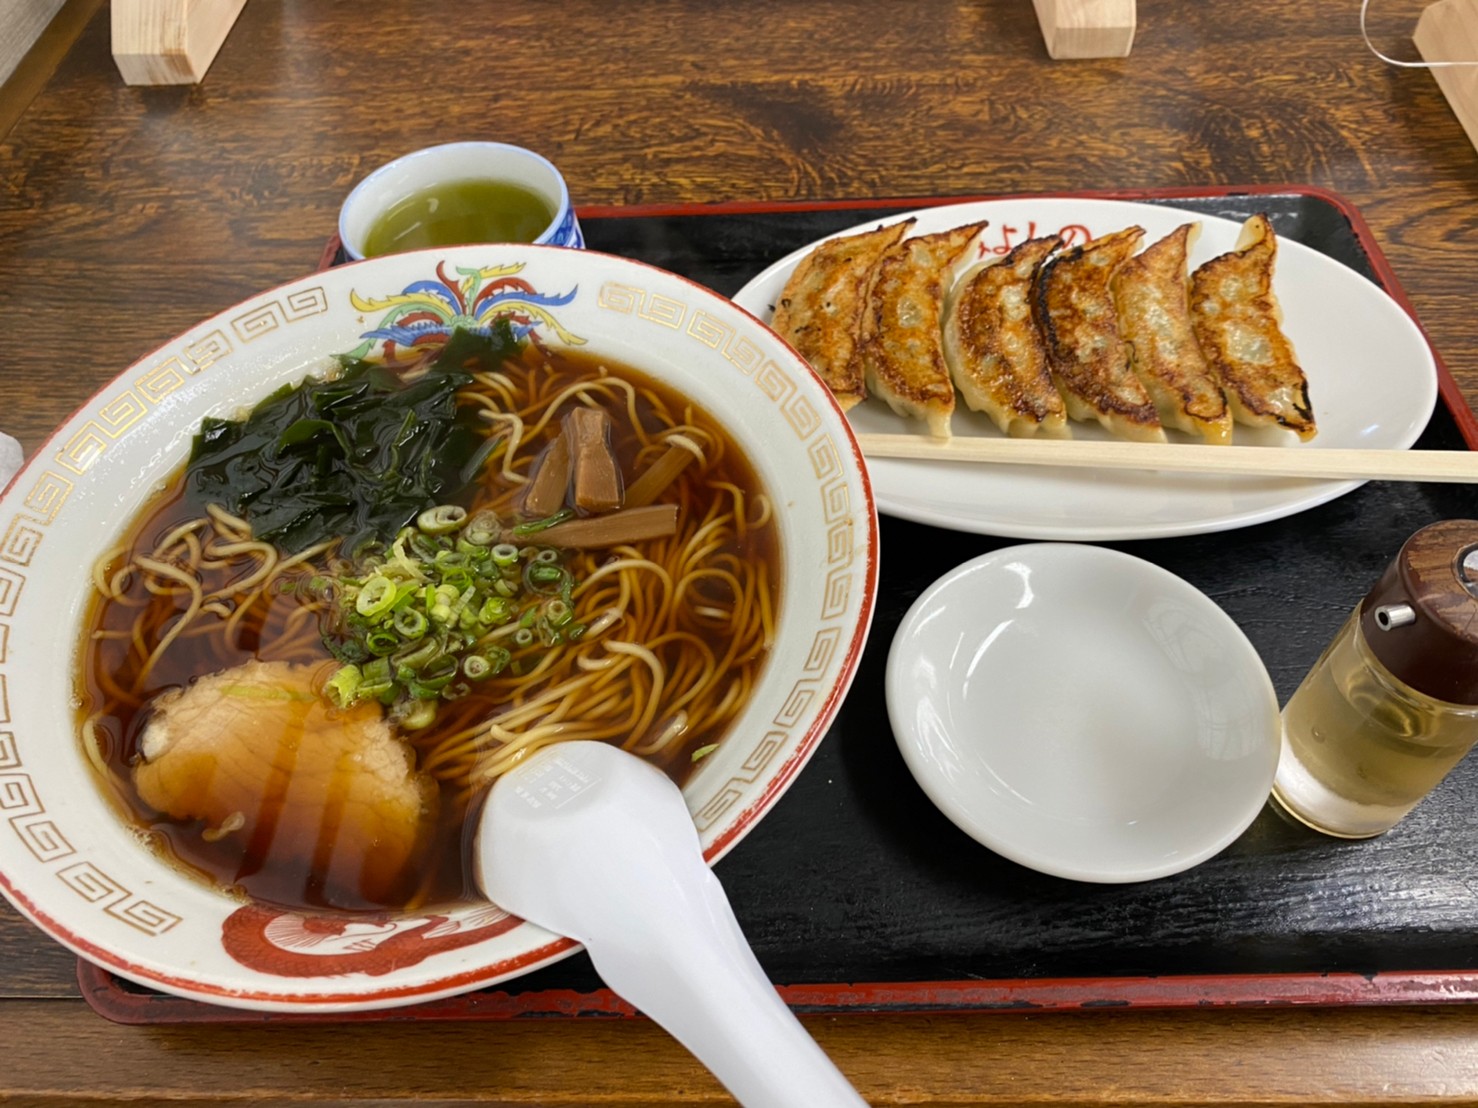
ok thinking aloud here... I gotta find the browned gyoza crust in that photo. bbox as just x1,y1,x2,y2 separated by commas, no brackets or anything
1033,226,1166,443
1189,213,1317,441
861,220,989,439
771,219,914,410
942,235,1068,438
1113,223,1233,445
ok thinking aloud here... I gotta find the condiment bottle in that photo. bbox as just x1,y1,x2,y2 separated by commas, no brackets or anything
1272,519,1478,838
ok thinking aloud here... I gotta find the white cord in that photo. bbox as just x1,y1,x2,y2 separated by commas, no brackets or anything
1361,0,1478,68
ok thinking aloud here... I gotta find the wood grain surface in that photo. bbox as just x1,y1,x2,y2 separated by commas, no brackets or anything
0,0,67,87
6,997,1478,1106
1,0,1477,1102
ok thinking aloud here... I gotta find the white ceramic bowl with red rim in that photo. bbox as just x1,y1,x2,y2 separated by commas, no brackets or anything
0,245,878,1012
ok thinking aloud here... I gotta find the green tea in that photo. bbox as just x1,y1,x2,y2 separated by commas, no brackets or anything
362,178,556,256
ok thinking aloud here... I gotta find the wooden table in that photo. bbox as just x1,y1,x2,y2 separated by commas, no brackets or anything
3,1,1478,1102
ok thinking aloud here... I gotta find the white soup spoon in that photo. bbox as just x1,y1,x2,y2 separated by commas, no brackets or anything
474,740,867,1107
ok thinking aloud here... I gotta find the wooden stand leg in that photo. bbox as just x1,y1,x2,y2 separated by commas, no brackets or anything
1032,0,1137,59
1414,0,1478,155
112,0,248,85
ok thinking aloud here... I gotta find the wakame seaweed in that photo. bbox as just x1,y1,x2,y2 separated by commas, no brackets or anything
185,323,523,555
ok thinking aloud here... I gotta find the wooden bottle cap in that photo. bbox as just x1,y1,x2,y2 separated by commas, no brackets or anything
1359,520,1478,705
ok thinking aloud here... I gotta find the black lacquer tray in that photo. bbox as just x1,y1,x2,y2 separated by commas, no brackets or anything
81,187,1478,1023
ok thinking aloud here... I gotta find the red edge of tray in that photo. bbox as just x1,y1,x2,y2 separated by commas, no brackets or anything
77,959,1478,1025
84,184,1478,1027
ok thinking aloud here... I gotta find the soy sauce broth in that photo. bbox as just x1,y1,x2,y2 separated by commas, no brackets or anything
76,343,780,914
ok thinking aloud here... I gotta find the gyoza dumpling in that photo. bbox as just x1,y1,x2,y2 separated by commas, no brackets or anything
771,219,914,410
942,235,1069,438
861,220,989,439
1034,225,1166,443
1113,223,1233,445
1189,213,1316,441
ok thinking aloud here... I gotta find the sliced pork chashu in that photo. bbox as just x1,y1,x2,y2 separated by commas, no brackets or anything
1113,223,1233,445
133,660,436,907
1033,225,1165,443
942,235,1069,438
861,220,989,439
1189,213,1316,441
771,219,914,410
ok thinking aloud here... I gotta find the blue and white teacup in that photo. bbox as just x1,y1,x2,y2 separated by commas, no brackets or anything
338,141,584,261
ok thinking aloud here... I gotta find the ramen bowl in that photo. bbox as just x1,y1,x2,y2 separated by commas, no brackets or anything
0,246,877,1011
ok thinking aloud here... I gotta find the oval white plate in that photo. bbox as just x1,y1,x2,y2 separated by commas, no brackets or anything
732,197,1439,541
886,544,1280,883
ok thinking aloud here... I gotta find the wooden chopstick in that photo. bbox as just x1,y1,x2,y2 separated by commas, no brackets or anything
852,433,1478,483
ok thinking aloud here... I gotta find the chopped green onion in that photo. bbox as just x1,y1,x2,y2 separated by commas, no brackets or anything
462,654,496,680
422,654,458,685
324,664,362,708
392,607,428,639
390,532,426,581
408,530,440,561
449,585,476,620
691,744,720,763
395,698,438,731
465,510,501,547
395,639,440,672
355,575,397,618
525,566,568,597
366,628,400,655
407,677,449,699
320,499,597,729
417,504,468,534
513,508,574,536
479,596,511,624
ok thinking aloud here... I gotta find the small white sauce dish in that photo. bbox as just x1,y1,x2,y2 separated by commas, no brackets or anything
886,543,1280,883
